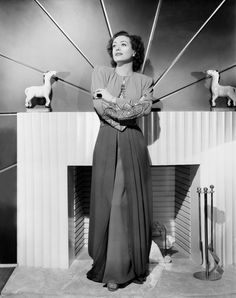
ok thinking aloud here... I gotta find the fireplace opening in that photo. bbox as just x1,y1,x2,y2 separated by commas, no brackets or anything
68,164,200,263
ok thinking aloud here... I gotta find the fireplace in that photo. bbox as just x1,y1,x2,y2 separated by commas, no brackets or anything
17,112,236,268
68,164,200,262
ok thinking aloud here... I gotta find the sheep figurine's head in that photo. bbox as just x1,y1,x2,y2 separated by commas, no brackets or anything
43,70,57,82
206,69,219,78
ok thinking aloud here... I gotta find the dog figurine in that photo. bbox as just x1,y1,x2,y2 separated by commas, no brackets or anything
25,70,57,108
206,69,236,107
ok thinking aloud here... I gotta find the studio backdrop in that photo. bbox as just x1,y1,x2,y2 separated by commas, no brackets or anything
0,0,235,112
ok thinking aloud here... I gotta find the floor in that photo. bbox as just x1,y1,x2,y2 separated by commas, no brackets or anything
1,246,236,298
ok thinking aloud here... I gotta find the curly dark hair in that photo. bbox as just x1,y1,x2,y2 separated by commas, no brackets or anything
107,31,145,72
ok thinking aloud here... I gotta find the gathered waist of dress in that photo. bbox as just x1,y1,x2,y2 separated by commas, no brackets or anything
100,118,139,131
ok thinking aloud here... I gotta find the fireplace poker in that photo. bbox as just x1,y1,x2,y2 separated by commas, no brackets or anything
193,187,210,280
194,186,223,281
197,187,204,265
203,187,210,279
209,185,218,255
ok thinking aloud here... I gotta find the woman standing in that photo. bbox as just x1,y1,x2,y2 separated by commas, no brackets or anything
87,31,153,291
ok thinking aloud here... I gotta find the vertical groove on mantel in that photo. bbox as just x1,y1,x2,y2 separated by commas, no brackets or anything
29,114,35,266
192,112,201,159
17,114,25,266
233,115,236,264
48,114,54,267
224,112,233,265
59,113,70,268
41,114,49,267
49,114,56,268
184,112,193,162
166,112,174,163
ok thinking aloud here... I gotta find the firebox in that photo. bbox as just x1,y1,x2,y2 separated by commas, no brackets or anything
68,164,200,263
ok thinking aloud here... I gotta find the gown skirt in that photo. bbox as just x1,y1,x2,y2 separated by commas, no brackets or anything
87,123,152,284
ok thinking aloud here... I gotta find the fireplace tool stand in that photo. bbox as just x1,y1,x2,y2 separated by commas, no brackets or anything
193,186,224,281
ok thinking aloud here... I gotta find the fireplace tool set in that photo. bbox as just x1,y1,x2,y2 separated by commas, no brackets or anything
193,185,224,281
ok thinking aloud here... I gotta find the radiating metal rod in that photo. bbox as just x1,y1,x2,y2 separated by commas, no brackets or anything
100,0,113,38
141,0,162,73
57,78,90,96
153,62,236,103
0,52,44,73
33,0,94,68
0,52,91,96
0,163,17,174
153,76,207,103
153,0,226,89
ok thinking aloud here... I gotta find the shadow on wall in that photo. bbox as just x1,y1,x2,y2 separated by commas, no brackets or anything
137,60,162,146
0,117,17,169
0,115,17,264
0,168,17,264
145,58,164,111
175,165,200,219
138,112,161,147
210,207,226,266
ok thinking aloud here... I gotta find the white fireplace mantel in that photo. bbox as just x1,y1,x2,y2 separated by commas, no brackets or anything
17,112,236,268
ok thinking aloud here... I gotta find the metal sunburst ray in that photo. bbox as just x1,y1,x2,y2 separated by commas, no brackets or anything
33,0,94,68
100,0,113,38
141,0,162,74
152,0,226,91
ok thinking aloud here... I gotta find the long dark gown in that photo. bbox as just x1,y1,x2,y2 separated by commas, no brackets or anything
87,65,153,285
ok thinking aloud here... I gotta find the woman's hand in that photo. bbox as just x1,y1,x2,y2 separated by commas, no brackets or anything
94,88,116,103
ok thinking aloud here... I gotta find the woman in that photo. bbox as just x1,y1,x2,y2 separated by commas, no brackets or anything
87,31,153,291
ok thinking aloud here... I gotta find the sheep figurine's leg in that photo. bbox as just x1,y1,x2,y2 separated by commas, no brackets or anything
230,88,236,106
25,96,33,108
227,97,232,107
211,93,218,107
44,95,51,108
225,88,236,106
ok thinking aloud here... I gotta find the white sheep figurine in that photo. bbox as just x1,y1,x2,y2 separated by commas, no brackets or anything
206,69,236,107
25,70,57,108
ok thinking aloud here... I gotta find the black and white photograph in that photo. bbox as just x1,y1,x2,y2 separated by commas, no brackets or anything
0,0,236,297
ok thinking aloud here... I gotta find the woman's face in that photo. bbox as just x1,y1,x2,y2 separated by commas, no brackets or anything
112,35,135,65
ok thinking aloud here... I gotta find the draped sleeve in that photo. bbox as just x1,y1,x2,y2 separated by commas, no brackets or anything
91,66,154,130
94,76,153,121
92,66,127,130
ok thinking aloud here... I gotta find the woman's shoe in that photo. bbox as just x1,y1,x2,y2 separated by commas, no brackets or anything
132,278,143,284
107,281,118,291
132,276,146,284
